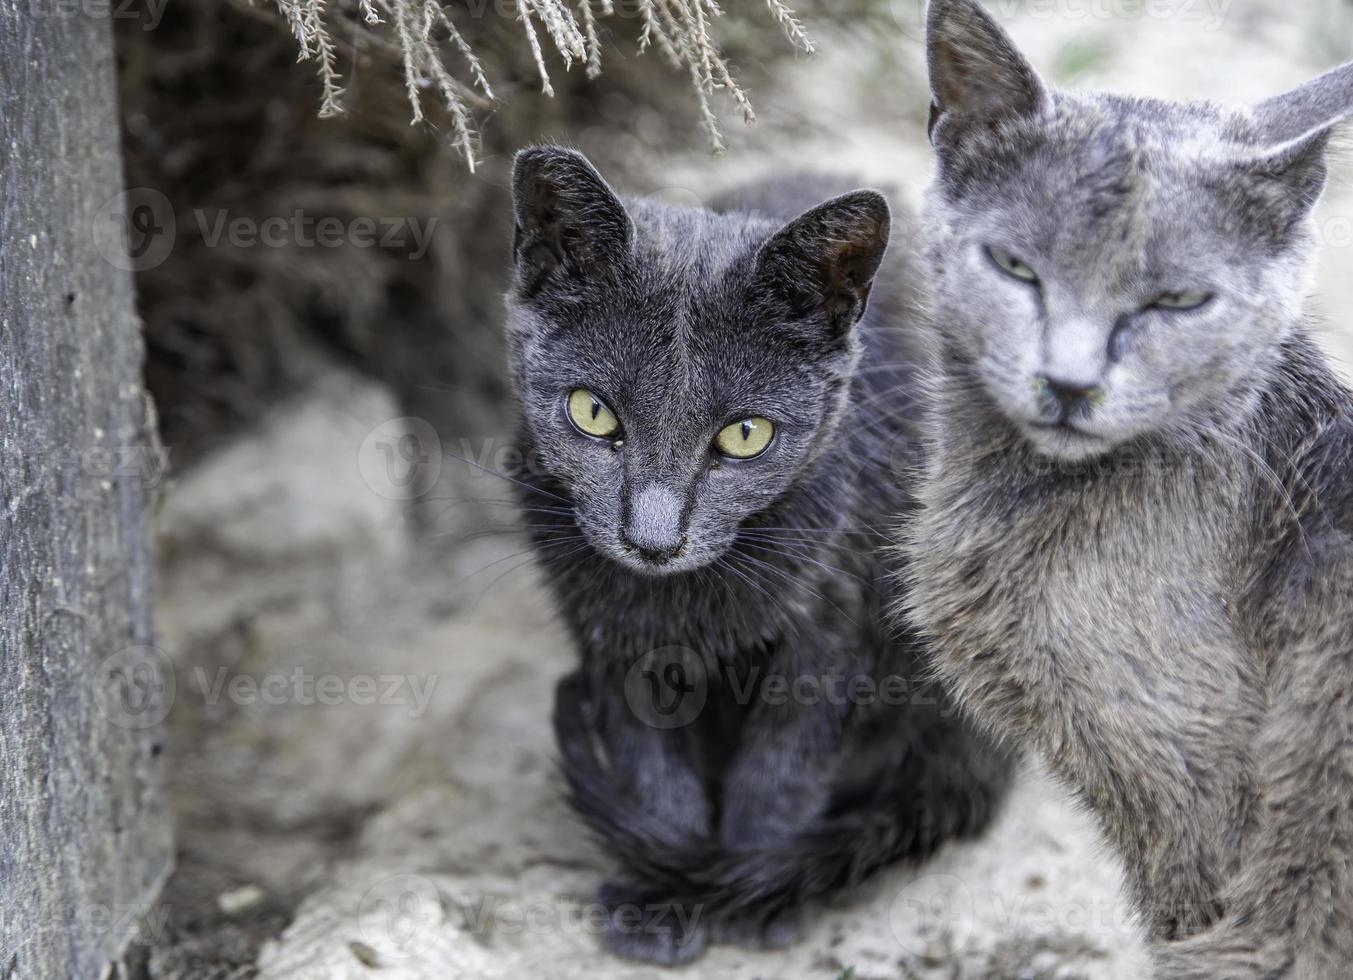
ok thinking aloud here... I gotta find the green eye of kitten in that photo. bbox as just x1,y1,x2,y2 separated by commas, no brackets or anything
714,417,774,459
567,389,620,438
1150,290,1212,312
987,245,1039,284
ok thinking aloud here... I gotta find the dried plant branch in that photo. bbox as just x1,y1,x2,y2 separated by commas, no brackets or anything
764,0,814,53
517,3,556,96
276,0,815,167
577,0,603,79
303,0,346,116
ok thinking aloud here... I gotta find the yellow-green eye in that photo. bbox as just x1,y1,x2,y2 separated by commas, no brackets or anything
714,417,774,459
1150,290,1212,312
986,245,1039,284
567,389,620,438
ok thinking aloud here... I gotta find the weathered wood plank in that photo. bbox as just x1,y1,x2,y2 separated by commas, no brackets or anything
1,6,172,978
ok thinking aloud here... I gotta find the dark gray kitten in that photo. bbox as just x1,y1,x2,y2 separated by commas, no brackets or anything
504,146,1011,964
905,1,1353,976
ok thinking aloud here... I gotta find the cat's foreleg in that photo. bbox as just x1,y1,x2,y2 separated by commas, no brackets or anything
554,670,715,964
582,652,713,842
717,639,849,851
1154,631,1353,978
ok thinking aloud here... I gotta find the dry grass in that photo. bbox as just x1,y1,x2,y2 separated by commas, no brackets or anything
278,0,816,167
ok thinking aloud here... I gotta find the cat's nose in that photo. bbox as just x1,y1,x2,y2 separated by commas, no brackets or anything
1037,374,1104,419
626,538,687,563
622,483,687,562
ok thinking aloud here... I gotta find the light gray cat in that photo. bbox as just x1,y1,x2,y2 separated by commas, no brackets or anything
902,1,1353,976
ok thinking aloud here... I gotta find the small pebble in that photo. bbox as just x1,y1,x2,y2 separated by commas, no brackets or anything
921,940,947,967
349,941,381,968
216,884,266,916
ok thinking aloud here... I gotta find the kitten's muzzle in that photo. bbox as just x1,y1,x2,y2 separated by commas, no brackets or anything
623,537,687,563
621,483,689,563
1035,374,1105,423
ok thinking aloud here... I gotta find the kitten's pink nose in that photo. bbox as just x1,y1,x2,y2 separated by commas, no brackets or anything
622,483,687,562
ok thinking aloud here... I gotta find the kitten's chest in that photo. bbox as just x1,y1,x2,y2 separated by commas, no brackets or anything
907,451,1269,923
553,551,825,660
908,464,1254,745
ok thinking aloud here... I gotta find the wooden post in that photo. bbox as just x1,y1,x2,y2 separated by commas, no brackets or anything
1,5,172,977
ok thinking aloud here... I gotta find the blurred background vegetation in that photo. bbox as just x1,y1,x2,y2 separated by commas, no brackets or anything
117,0,1353,473
116,0,894,469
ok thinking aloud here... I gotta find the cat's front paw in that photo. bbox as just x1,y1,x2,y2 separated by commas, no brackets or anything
718,788,823,852
712,907,802,951
597,882,708,966
632,764,711,844
1151,923,1291,980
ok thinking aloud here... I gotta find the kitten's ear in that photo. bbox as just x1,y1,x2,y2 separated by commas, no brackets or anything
925,0,1046,141
1252,60,1353,144
1242,61,1353,213
1248,127,1334,212
756,190,890,335
511,146,632,296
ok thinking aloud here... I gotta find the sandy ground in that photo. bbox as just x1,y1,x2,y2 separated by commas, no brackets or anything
148,372,1149,979
144,3,1353,977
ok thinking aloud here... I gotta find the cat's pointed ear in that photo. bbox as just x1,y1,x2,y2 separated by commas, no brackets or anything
925,0,1046,140
1241,61,1353,214
1249,127,1334,213
511,146,632,296
756,190,890,335
1252,60,1353,145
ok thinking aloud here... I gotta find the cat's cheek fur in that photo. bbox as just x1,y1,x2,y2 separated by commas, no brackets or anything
941,262,1046,426
535,409,614,480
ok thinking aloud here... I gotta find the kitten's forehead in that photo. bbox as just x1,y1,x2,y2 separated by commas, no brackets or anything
528,203,827,424
626,198,777,281
1047,92,1242,185
953,92,1258,282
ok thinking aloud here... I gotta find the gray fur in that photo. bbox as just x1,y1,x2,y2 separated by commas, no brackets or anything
506,147,1012,963
626,483,685,558
901,1,1353,976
